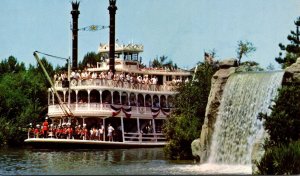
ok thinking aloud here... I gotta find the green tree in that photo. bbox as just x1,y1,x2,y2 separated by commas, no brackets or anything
163,62,217,159
236,61,264,72
266,63,275,71
275,17,300,68
256,141,300,175
0,56,25,75
78,52,103,70
236,40,256,65
258,84,300,147
0,56,52,145
151,55,177,70
256,83,300,174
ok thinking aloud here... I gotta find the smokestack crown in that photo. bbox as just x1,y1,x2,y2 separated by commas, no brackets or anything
72,1,80,10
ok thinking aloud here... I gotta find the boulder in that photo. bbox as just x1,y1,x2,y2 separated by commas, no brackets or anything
219,59,238,69
284,57,300,83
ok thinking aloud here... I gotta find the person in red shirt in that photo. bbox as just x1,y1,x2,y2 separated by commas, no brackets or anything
42,117,49,138
34,124,40,138
56,125,62,139
81,124,88,140
67,123,73,139
62,124,67,139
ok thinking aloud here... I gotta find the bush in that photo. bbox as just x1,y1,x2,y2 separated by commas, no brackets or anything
256,141,300,175
258,84,300,147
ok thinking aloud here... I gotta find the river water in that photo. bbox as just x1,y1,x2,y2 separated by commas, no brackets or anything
0,147,251,175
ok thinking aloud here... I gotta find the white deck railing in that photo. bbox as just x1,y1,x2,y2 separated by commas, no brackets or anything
48,103,172,118
123,132,166,142
54,79,178,92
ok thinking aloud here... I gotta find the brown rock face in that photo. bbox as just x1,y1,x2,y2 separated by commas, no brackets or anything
283,57,300,84
191,59,237,163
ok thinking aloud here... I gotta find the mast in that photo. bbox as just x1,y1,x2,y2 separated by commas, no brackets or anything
108,0,117,74
71,1,80,69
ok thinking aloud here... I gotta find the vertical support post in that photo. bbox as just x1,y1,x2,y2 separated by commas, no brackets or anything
88,90,91,109
127,92,129,106
63,91,66,103
137,117,141,142
52,92,55,105
48,90,50,105
75,90,78,103
68,57,71,108
99,90,103,110
119,91,122,105
158,95,161,108
111,91,113,105
121,116,125,142
103,118,106,141
151,95,154,108
75,90,78,110
152,118,157,142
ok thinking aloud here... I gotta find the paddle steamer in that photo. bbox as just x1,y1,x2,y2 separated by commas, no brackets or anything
25,0,191,148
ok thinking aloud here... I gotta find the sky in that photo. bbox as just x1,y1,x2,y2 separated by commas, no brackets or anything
0,0,299,70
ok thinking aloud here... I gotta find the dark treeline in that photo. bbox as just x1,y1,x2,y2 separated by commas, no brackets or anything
0,56,57,146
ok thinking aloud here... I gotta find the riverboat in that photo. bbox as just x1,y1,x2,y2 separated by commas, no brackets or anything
25,42,192,148
25,0,192,148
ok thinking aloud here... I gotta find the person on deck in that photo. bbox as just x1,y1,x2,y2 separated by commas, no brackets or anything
28,123,33,139
62,123,67,139
34,124,40,138
67,123,73,139
42,117,49,138
99,124,104,141
107,124,115,142
81,124,88,140
56,125,62,139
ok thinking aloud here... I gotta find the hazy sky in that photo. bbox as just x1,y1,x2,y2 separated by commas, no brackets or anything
0,0,299,69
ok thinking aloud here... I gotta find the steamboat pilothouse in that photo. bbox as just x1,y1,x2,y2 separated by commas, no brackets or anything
25,0,192,148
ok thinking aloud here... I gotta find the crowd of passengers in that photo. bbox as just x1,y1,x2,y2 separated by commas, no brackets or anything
28,117,158,142
28,117,121,141
54,69,187,87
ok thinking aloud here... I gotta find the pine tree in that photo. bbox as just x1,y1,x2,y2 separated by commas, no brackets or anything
275,17,300,68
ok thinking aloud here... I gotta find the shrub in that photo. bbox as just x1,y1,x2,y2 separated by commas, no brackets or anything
256,141,300,175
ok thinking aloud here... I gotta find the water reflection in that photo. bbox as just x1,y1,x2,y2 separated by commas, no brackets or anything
0,147,190,175
0,147,250,175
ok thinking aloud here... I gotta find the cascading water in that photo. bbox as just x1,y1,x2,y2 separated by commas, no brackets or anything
208,71,284,165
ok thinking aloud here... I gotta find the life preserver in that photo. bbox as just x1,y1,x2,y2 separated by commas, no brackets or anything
71,79,77,86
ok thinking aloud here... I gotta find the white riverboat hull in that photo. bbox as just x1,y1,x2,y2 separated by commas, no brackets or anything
25,138,166,149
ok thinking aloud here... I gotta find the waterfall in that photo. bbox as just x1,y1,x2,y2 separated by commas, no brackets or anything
208,71,284,165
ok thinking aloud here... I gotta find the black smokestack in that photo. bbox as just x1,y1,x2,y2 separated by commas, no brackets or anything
108,0,117,74
71,1,80,69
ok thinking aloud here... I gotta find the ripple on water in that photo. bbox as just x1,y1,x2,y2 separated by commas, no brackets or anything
0,148,252,175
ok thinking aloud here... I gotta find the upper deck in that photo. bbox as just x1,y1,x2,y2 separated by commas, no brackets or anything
54,42,192,93
48,42,191,118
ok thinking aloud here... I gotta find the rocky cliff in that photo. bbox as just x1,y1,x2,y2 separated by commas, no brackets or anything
191,59,237,163
283,57,300,84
